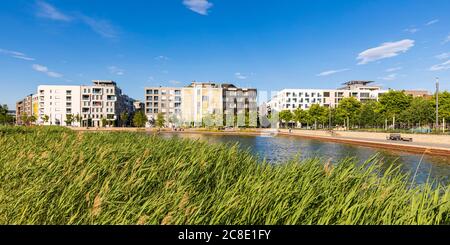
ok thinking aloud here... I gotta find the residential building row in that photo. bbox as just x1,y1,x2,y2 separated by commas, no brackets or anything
144,82,258,127
16,80,135,127
15,79,431,127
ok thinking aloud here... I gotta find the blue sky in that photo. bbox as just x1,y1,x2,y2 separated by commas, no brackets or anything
1,0,450,108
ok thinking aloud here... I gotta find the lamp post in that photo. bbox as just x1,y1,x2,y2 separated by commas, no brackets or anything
435,77,439,131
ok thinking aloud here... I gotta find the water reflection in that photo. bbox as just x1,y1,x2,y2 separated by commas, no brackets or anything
158,133,450,185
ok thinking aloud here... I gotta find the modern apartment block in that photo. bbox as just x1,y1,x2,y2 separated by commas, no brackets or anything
267,81,388,113
181,82,224,126
144,87,182,123
37,80,134,127
15,94,36,125
144,82,258,127
222,84,258,127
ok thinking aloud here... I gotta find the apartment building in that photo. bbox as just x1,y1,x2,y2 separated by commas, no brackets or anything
267,81,388,113
38,80,134,127
181,82,224,126
15,94,36,125
144,87,182,124
37,85,82,126
222,84,258,127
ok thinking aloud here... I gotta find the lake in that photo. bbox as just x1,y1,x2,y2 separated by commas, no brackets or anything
159,132,450,185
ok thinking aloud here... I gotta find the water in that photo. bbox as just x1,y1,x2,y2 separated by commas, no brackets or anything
158,132,450,185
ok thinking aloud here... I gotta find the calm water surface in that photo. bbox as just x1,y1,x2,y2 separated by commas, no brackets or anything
158,132,450,185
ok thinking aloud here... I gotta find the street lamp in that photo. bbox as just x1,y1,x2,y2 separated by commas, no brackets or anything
435,77,439,130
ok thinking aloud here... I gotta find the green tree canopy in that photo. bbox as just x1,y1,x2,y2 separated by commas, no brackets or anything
155,112,165,128
359,101,383,128
336,97,362,128
379,90,413,121
279,110,293,128
133,111,148,128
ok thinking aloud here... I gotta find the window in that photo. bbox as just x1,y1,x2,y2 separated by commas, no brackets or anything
324,92,330,97
153,90,159,94
202,96,208,101
146,90,153,95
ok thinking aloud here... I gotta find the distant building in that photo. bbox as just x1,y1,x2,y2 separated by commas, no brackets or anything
16,94,37,125
37,80,134,127
133,100,145,112
267,81,388,113
144,87,182,126
222,84,258,127
403,90,431,98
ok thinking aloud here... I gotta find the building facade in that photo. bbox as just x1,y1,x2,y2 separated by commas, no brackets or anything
144,87,182,125
267,81,388,113
222,84,258,127
37,80,134,127
16,94,37,125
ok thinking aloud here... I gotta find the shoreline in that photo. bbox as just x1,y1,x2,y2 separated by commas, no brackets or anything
70,127,450,157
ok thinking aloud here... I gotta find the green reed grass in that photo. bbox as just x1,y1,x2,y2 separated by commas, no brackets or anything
0,126,449,224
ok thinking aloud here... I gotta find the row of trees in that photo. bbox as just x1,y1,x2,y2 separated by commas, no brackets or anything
277,90,450,130
0,104,14,125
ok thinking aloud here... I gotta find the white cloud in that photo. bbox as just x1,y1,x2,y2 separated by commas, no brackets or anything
426,19,439,26
35,0,71,21
404,28,419,34
385,67,402,72
235,72,248,80
0,49,35,61
444,34,450,44
183,0,213,15
380,73,398,81
317,69,349,77
155,55,170,61
169,80,181,85
357,39,415,65
32,64,63,78
429,60,450,71
108,66,125,75
81,16,118,39
435,53,450,60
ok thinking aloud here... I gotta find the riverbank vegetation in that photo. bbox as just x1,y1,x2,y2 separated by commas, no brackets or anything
0,126,449,224
278,91,450,133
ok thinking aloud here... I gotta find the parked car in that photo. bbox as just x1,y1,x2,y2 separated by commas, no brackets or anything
386,133,413,142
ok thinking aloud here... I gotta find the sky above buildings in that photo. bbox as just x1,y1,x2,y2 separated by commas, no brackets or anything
1,0,450,108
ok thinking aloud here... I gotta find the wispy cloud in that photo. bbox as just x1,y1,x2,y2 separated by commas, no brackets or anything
380,73,398,81
357,39,415,65
35,0,71,22
235,72,248,80
317,69,349,77
80,16,118,39
108,66,125,75
32,64,63,78
435,53,450,60
429,60,450,71
169,80,181,85
183,0,213,15
425,19,439,26
444,34,450,44
155,55,170,61
0,49,35,61
385,67,402,72
404,27,419,34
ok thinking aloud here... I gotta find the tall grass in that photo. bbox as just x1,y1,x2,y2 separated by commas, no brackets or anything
0,126,449,224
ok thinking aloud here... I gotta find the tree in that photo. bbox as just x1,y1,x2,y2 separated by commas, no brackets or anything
359,101,382,128
74,114,81,126
20,113,29,126
101,116,108,128
28,115,37,125
155,112,165,128
336,97,362,129
402,97,434,127
65,114,74,126
120,112,128,127
308,104,329,129
0,104,14,125
279,110,293,128
379,90,412,128
293,108,306,128
42,114,49,124
432,91,450,123
133,111,148,128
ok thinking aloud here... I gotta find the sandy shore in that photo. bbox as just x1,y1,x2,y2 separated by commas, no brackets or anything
70,127,450,157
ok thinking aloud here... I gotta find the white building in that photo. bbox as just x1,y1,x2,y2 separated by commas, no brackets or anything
38,80,134,127
37,85,81,126
267,81,388,113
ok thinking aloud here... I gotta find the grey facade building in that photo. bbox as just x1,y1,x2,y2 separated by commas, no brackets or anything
144,87,182,125
222,84,258,127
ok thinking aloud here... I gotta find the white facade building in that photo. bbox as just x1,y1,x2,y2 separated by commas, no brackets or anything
267,81,388,113
37,80,134,127
37,85,81,126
